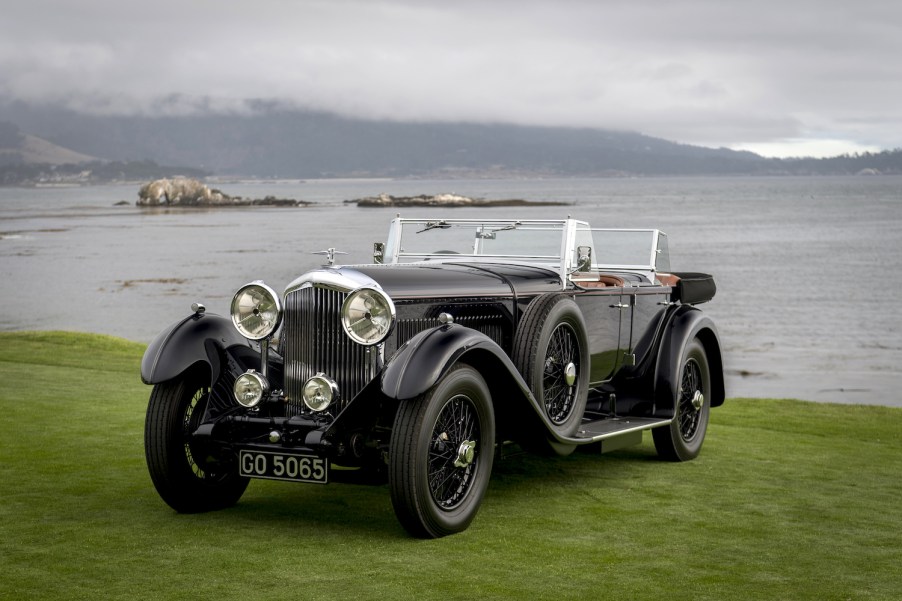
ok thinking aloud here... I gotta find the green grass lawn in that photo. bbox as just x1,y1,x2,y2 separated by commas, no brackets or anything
1,331,900,600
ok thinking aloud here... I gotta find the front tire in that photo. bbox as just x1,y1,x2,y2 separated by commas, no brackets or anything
389,364,495,538
653,338,711,461
145,370,249,512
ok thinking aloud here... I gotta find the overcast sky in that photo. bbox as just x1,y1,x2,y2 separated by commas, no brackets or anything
2,0,900,157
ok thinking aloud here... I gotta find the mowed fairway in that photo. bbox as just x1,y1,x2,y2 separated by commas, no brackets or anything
1,332,900,600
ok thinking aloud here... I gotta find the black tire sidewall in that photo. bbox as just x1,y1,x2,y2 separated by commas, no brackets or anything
145,370,248,512
390,364,495,537
653,338,711,461
679,340,710,451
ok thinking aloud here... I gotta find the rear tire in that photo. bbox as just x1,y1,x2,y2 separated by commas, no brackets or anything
653,338,711,461
145,370,249,512
389,364,495,538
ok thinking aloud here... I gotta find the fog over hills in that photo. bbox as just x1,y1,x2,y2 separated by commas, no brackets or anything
1,101,900,180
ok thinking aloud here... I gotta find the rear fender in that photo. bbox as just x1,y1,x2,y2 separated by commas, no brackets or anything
654,306,725,416
140,312,255,386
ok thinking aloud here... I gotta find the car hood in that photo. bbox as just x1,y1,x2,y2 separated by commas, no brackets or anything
286,263,563,300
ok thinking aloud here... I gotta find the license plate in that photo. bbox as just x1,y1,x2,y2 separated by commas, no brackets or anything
239,450,328,484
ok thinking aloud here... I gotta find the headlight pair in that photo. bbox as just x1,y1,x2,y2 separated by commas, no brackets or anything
230,281,395,346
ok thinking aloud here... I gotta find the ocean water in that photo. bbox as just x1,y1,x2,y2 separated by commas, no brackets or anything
1,176,900,406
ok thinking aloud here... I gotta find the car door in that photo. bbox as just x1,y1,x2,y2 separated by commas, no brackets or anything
624,287,671,367
574,287,630,385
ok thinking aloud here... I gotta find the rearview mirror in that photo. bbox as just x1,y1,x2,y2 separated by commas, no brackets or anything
576,245,592,272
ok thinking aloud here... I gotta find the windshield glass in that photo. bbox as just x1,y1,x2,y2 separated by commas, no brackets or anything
390,220,565,261
588,229,662,269
382,219,669,276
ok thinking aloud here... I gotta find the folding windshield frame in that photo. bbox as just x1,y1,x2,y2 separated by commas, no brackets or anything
382,219,669,283
383,218,582,281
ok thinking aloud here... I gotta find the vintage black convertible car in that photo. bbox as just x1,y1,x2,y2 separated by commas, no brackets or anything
142,217,724,537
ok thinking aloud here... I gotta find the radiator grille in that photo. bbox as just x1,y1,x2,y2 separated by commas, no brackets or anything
283,286,378,416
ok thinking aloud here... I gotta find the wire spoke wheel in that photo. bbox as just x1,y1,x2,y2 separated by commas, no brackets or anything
512,294,589,450
390,364,495,538
427,394,480,509
653,338,711,462
678,357,702,442
542,323,579,424
182,386,209,479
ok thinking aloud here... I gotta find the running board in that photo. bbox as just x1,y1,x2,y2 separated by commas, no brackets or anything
572,416,672,443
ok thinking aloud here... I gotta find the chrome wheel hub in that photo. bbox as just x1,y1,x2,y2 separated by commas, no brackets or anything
454,440,476,468
564,362,577,387
691,390,704,412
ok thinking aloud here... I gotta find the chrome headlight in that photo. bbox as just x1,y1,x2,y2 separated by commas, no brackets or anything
234,370,269,408
341,287,395,345
231,281,282,340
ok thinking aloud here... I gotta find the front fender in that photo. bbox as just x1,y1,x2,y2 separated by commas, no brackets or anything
381,324,525,401
141,312,254,385
321,325,536,445
377,324,609,446
654,306,726,415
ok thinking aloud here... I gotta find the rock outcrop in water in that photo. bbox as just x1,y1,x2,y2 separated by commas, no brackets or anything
348,193,568,207
136,177,306,207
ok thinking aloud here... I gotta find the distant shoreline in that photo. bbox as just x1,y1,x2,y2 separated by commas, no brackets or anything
132,181,571,209
346,193,569,208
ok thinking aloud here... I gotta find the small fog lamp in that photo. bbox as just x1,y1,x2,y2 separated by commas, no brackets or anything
303,374,340,412
234,370,269,408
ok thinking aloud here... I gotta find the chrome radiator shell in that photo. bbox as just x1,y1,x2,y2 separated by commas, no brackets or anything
282,285,379,416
